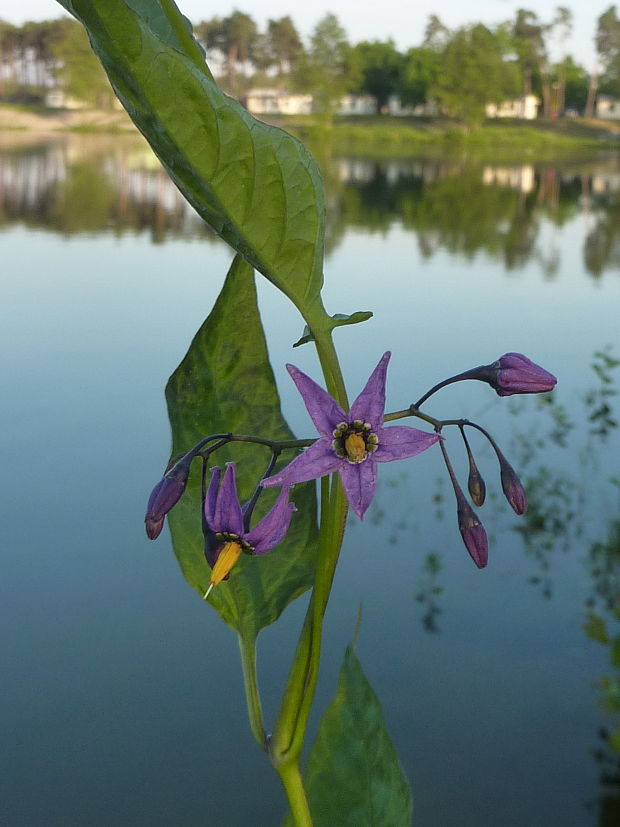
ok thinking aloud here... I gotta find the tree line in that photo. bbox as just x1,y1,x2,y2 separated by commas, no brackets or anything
2,7,620,127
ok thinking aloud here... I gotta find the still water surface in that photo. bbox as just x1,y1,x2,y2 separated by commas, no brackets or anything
1,134,619,826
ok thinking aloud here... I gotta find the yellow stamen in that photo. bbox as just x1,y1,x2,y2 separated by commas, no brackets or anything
344,432,367,463
206,540,242,594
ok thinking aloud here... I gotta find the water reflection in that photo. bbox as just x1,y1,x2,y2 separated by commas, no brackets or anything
2,134,620,276
0,135,211,242
362,346,619,817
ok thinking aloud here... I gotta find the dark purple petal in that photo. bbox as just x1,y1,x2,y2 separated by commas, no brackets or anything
286,364,347,436
496,352,557,396
214,463,244,535
374,426,441,462
349,351,391,429
203,532,219,569
247,488,297,554
339,459,377,520
262,438,341,488
204,466,221,528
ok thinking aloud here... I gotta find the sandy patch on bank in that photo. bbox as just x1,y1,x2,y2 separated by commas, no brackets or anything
0,105,136,133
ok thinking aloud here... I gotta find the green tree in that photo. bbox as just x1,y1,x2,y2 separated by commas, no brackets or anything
596,6,620,96
423,14,450,51
22,19,75,89
398,46,441,108
551,56,588,112
351,39,402,111
266,16,303,85
511,8,562,116
195,11,258,97
431,24,520,129
0,20,19,99
552,7,573,113
52,19,114,107
295,13,360,122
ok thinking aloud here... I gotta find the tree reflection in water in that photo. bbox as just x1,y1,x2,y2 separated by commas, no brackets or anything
3,135,620,277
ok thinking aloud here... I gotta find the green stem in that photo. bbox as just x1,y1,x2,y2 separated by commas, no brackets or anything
303,297,349,409
237,633,267,750
271,475,348,764
276,760,313,827
268,299,349,820
383,406,440,427
313,327,349,409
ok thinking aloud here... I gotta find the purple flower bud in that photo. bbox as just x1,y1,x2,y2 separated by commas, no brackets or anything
145,515,165,540
457,500,488,568
493,353,557,397
144,463,189,539
499,460,527,515
468,466,486,507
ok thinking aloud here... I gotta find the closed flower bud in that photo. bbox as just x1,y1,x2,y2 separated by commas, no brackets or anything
499,459,527,515
145,514,165,540
457,500,488,569
144,461,190,539
468,466,486,507
492,352,557,397
460,427,486,506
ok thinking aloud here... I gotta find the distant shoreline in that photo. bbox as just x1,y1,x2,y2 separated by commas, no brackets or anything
1,104,618,161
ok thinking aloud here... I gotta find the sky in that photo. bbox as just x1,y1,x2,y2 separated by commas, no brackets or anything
2,1,610,70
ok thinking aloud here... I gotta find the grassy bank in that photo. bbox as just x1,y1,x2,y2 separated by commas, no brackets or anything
268,114,619,161
1,103,618,160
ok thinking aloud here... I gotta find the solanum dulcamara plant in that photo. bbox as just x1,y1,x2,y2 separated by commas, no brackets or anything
58,2,557,824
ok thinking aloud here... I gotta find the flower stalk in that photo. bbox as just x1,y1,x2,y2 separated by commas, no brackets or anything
270,475,348,767
238,633,267,750
277,759,313,827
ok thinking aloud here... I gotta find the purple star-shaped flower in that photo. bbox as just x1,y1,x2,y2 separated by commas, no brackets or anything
263,352,441,519
203,463,296,597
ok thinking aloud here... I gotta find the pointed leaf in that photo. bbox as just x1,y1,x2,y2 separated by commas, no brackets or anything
57,0,327,317
165,255,318,638
293,312,373,347
283,645,413,826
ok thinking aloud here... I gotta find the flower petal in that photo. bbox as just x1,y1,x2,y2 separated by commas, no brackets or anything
287,364,347,436
214,463,244,535
374,426,441,462
262,438,341,488
247,488,297,554
349,351,390,429
339,459,377,520
203,533,219,570
204,466,221,527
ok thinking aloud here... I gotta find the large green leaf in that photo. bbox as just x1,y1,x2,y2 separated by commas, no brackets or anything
165,255,318,638
285,645,413,826
56,0,327,316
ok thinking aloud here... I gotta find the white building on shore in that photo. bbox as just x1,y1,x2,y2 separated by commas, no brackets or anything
485,94,539,120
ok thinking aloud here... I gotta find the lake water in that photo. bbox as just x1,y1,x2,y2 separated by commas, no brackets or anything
1,133,620,826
